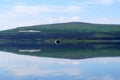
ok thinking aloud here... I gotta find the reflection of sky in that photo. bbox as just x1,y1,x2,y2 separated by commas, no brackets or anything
0,51,120,80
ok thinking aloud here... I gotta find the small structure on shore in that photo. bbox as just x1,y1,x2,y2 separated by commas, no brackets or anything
19,30,41,33
55,40,60,45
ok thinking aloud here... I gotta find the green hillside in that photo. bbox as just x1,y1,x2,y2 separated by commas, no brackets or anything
0,22,120,44
1,22,120,33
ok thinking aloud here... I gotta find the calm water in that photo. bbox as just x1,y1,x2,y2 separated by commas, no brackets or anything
0,43,120,80
0,51,120,80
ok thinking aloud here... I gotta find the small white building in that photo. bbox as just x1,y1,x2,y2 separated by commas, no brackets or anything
19,30,41,33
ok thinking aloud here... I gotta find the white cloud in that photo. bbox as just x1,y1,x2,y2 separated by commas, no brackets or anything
0,51,83,77
0,1,119,30
46,16,80,24
99,0,114,5
94,0,120,5
71,16,80,21
2,5,82,16
65,5,82,13
0,4,82,30
58,17,69,22
74,0,118,6
93,17,120,24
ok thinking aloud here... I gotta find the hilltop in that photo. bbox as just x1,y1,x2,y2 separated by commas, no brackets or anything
1,22,120,33
0,22,120,44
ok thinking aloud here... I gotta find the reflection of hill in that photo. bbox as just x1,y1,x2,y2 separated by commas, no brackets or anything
0,43,120,59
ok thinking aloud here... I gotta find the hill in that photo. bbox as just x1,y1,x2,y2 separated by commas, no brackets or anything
0,22,120,44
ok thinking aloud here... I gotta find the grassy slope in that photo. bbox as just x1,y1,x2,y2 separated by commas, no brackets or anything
0,22,120,44
1,22,120,33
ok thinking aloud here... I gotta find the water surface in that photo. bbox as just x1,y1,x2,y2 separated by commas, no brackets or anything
0,51,120,80
0,43,120,59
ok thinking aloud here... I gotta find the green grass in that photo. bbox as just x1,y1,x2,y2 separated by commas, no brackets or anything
1,22,120,34
44,39,120,44
0,22,120,45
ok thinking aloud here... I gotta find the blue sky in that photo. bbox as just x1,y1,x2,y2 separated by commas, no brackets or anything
0,0,120,30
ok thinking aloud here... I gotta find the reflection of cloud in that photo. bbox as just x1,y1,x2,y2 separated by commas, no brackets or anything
68,74,116,80
5,65,82,77
0,51,82,77
71,60,80,65
87,75,115,80
101,75,114,80
83,57,120,64
0,51,120,79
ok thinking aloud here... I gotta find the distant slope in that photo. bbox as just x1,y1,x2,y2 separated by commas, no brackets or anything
1,22,120,33
0,22,120,44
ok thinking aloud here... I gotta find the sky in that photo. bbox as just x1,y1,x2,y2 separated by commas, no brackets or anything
0,0,120,30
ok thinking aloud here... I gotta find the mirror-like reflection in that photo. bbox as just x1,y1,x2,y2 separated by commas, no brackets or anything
19,49,41,53
0,51,120,80
0,43,120,80
0,43,120,59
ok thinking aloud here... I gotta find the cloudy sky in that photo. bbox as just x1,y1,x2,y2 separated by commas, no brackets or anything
0,0,120,30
